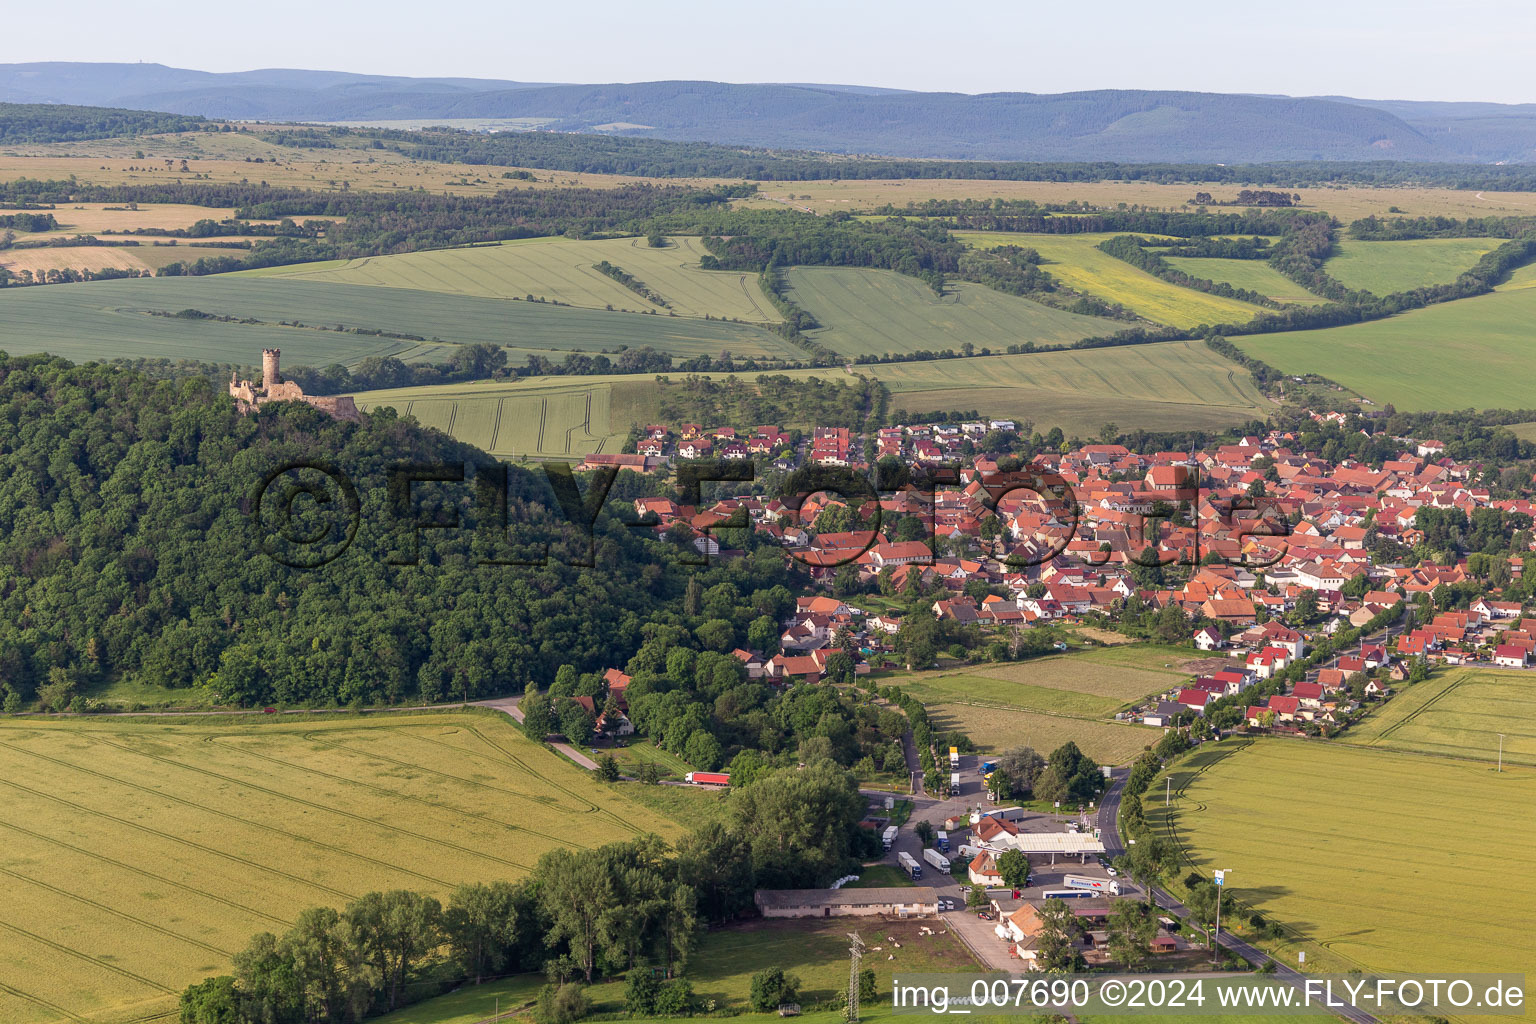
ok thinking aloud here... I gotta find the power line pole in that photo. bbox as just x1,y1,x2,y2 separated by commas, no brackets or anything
1212,869,1230,963
1498,733,1505,773
846,931,866,1023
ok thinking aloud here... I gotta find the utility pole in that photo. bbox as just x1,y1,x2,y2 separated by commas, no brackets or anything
1498,733,1505,773
846,931,866,1023
1212,869,1230,963
1166,776,1171,806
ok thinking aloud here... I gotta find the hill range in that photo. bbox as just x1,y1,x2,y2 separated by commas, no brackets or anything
6,62,1536,163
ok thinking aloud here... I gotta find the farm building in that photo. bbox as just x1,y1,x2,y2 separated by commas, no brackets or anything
754,887,940,918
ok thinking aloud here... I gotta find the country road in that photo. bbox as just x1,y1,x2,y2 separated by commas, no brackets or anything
473,695,602,770
1097,771,1380,1024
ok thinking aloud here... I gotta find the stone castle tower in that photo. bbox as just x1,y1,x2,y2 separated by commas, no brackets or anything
229,348,362,422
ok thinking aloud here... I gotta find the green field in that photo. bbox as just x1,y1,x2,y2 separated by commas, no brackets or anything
1338,668,1536,765
1235,281,1536,410
1152,739,1536,1000
956,232,1271,329
350,377,634,459
1162,255,1328,305
0,712,687,1024
896,646,1196,719
246,235,781,323
782,266,1112,356
383,916,976,1024
1323,236,1501,295
353,339,1272,455
1510,421,1536,442
571,917,976,1015
874,341,1271,435
0,275,796,368
928,704,1152,765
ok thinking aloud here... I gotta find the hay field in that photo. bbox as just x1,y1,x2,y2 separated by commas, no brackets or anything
0,128,739,197
0,246,154,276
350,377,631,459
1162,255,1328,305
3,202,242,239
0,712,686,1024
781,266,1111,355
1152,739,1536,997
1338,668,1536,765
897,645,1194,719
928,703,1152,764
0,275,790,367
246,236,779,323
899,672,1128,718
1323,237,1502,295
1234,281,1536,411
746,179,1536,221
955,231,1269,329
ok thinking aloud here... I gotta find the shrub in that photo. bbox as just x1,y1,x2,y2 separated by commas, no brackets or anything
749,967,799,1012
536,983,590,1024
625,970,660,1015
654,979,695,1016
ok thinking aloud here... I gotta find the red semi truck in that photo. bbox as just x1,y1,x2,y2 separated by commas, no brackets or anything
685,771,731,786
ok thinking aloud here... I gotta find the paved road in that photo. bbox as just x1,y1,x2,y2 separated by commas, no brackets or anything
1098,770,1379,1024
473,696,602,770
900,728,923,794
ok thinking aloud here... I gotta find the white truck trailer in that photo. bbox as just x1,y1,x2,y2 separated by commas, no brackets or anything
881,825,898,851
922,848,951,874
897,850,923,879
1063,874,1121,896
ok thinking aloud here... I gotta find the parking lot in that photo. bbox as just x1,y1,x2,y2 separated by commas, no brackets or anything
869,751,1132,971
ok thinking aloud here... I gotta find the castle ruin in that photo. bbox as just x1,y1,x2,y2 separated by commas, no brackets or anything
229,349,361,422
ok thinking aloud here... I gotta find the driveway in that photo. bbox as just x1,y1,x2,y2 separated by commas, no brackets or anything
473,696,601,771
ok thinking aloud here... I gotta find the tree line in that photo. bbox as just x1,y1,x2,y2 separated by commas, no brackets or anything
178,763,877,1024
284,123,1536,189
0,102,205,144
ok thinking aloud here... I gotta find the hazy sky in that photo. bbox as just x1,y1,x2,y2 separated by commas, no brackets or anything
9,0,1536,103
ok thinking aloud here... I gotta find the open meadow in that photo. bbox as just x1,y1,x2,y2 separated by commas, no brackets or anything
350,377,634,459
0,711,688,1024
782,266,1111,355
1234,275,1536,410
245,235,781,323
0,275,792,369
953,231,1271,329
1338,667,1536,765
1161,255,1328,305
898,646,1184,764
1323,236,1501,295
1151,739,1536,1007
928,704,1152,765
896,645,1196,718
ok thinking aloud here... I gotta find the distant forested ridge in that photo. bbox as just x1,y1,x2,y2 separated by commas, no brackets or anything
0,102,205,143
0,353,807,709
340,125,1536,188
